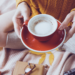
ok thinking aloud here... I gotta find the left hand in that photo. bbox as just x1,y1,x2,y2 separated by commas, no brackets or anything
12,2,30,38
59,11,75,42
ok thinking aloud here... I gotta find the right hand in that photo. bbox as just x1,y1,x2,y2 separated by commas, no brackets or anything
13,2,30,38
59,11,75,42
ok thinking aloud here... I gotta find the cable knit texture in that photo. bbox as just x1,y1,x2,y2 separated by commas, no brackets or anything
16,0,75,22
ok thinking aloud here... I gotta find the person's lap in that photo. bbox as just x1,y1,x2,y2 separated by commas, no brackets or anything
0,9,16,47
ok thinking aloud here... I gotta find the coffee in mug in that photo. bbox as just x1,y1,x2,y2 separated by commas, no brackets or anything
31,20,55,36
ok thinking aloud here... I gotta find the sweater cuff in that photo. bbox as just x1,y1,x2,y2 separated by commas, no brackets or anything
16,0,30,7
70,8,75,12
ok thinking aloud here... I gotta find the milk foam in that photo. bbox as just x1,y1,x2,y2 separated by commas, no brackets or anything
34,21,53,35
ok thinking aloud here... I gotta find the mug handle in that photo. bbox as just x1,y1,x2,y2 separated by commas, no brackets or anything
23,20,29,27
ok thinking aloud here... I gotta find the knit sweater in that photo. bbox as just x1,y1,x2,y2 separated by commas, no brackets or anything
16,0,75,22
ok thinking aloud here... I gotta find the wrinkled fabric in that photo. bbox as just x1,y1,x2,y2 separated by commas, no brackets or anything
0,48,75,75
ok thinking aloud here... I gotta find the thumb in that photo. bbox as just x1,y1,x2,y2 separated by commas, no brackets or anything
64,22,75,42
22,11,30,22
59,13,73,30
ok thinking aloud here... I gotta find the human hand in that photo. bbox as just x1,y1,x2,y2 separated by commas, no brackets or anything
13,2,30,38
59,11,75,42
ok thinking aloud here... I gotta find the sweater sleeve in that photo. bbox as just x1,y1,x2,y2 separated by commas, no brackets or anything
16,0,30,7
71,8,75,12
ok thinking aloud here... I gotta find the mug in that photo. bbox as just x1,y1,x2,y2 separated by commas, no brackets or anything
23,14,58,41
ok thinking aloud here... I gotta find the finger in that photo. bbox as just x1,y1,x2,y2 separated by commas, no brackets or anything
14,19,22,38
13,12,22,38
59,13,73,30
65,26,71,33
22,10,30,22
64,22,75,42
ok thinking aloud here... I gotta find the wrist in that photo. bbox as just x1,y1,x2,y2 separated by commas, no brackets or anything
18,2,28,8
18,2,30,12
